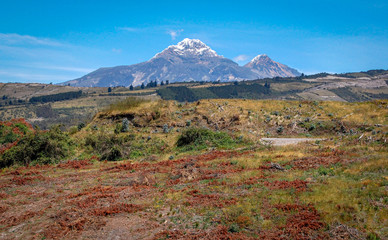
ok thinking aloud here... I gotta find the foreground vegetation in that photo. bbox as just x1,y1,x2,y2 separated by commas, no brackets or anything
0,98,387,239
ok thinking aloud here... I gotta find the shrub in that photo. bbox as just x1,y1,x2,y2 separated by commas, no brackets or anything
121,118,130,132
176,128,235,151
114,123,121,134
0,125,74,168
102,146,122,161
69,126,78,135
228,223,240,233
0,118,34,146
77,122,85,131
163,124,169,133
84,130,168,159
317,166,334,176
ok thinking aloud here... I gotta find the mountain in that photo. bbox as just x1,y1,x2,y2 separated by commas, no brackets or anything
244,54,301,78
63,39,300,87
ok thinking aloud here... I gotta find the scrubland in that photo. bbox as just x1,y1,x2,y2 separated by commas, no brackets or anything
0,98,386,239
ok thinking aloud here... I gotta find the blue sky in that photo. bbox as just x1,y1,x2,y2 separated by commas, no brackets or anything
1,0,387,84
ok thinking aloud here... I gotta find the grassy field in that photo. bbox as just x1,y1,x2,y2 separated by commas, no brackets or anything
0,99,387,239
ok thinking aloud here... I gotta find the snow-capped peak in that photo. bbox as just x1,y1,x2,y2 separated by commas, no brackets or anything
250,54,268,63
176,38,207,49
153,38,221,59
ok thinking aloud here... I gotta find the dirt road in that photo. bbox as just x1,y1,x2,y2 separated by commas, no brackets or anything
260,138,323,146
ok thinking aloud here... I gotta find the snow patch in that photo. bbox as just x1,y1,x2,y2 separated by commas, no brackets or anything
250,54,268,63
153,38,221,59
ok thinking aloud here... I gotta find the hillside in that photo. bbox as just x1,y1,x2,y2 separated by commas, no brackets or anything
0,70,387,129
0,98,387,239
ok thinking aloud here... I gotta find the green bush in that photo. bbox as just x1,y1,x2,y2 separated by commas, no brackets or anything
0,119,33,145
102,146,122,161
277,126,284,134
176,128,236,151
77,122,85,131
0,125,74,168
84,130,168,160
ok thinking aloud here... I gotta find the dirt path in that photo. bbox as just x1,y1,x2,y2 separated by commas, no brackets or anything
260,138,323,146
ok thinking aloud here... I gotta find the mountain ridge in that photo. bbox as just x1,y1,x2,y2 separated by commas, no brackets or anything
63,38,301,87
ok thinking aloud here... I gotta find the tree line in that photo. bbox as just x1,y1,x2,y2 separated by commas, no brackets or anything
29,91,83,103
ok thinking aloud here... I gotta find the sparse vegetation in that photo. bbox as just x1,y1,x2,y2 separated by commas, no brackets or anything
0,98,387,239
104,97,150,113
176,128,237,151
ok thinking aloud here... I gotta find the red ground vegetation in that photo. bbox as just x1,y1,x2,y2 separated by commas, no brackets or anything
185,189,237,208
291,156,342,170
264,179,309,192
259,203,327,239
92,203,142,216
153,225,255,240
0,210,43,227
0,148,336,239
58,156,98,169
11,174,45,185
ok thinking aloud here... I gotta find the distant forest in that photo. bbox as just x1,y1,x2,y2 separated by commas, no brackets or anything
157,83,271,102
29,91,82,103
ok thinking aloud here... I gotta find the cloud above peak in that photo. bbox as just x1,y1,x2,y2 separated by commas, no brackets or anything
167,29,183,40
233,54,249,63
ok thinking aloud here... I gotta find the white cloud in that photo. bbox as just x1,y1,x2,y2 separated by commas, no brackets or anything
38,65,95,73
167,29,183,40
117,27,139,32
233,54,249,62
112,48,122,54
0,33,65,47
0,70,75,82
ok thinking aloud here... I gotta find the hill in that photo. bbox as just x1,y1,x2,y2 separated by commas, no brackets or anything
0,98,387,239
0,69,387,129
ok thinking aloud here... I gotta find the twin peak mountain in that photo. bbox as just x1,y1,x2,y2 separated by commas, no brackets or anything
65,38,301,87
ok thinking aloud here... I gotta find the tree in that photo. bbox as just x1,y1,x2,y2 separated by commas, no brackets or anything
166,80,169,85
161,81,164,86
129,85,134,91
141,83,145,89
108,87,112,92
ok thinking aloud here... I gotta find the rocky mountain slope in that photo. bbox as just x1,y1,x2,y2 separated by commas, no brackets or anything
63,39,300,87
244,54,301,78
